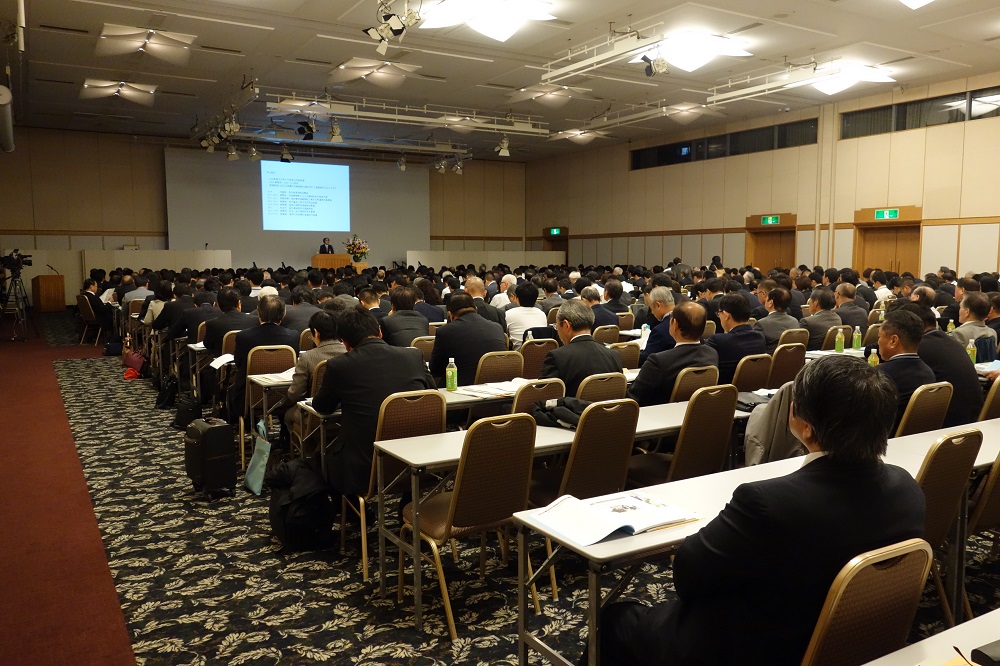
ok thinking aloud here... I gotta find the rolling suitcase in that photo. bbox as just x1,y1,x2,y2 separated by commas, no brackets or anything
184,418,236,500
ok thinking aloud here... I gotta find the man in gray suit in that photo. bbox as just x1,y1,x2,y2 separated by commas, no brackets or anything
798,288,842,350
834,283,869,335
753,287,802,353
538,277,566,314
283,310,347,441
282,286,322,334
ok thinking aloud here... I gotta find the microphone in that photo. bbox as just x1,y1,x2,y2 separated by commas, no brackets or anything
204,243,209,249
281,262,286,269
253,261,257,268
47,264,60,275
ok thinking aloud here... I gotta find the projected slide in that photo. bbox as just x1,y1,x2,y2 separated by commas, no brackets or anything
260,161,350,231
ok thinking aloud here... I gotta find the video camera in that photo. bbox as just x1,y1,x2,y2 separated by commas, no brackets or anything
0,250,33,274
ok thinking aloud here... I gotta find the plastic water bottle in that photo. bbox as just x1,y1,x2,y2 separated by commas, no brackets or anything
967,340,977,363
835,328,845,353
852,326,862,350
868,352,879,367
878,309,885,322
640,323,651,341
947,320,956,333
445,358,458,391
525,329,533,341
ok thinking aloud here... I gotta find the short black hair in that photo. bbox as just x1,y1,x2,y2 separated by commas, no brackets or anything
515,281,538,307
705,278,724,294
339,306,381,346
809,288,836,311
605,279,623,300
447,292,475,315
257,294,285,324
963,291,990,320
217,287,240,312
308,310,339,341
291,285,316,305
768,288,791,312
958,277,980,292
881,310,924,348
792,355,896,463
718,293,751,322
389,286,416,311
887,300,936,330
193,290,215,306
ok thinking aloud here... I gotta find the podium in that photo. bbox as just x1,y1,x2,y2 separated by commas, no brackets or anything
32,274,66,312
311,253,352,269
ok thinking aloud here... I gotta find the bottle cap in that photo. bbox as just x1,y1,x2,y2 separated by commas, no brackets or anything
449,357,455,362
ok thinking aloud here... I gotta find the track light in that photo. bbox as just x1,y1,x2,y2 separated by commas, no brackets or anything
280,145,294,163
495,134,510,157
642,55,669,78
329,120,344,143
248,144,261,161
397,155,406,172
296,119,316,140
435,158,447,174
226,143,239,161
451,159,463,175
205,143,214,154
363,2,419,55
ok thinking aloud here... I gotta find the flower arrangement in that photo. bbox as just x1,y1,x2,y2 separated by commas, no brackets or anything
343,234,369,262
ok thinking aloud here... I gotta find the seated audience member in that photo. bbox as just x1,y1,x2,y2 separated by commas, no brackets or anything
463,276,508,334
413,279,446,322
489,274,517,309
228,295,300,425
950,291,997,348
429,293,507,385
81,279,115,335
750,279,776,321
283,310,348,441
589,355,925,666
876,309,937,434
986,292,1000,334
602,279,631,313
506,282,547,348
113,273,136,305
122,274,153,306
798,288,841,350
939,277,979,330
540,299,622,398
891,301,982,428
834,283,869,333
152,283,194,331
203,287,257,356
705,294,767,384
639,287,676,366
538,278,565,313
358,288,387,321
697,278,725,331
165,289,220,345
380,286,430,347
753,287,801,353
282,286,322,334
311,307,435,497
142,279,174,325
872,270,892,301
627,302,717,406
582,286,618,331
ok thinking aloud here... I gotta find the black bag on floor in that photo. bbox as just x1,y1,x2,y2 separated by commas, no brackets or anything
184,418,236,500
265,458,334,550
103,341,123,356
172,393,202,430
155,376,178,409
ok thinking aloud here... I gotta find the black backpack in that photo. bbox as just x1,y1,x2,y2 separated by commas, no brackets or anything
265,458,335,551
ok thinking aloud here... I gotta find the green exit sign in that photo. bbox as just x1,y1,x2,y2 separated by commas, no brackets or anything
761,215,780,225
544,227,567,237
549,228,561,236
875,208,900,220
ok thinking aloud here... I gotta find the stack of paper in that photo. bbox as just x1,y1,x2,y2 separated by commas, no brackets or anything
253,368,295,384
210,354,235,369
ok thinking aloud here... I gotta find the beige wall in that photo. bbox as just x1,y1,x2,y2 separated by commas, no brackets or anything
429,160,526,253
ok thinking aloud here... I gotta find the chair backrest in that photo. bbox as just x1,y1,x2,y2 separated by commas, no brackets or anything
979,377,1000,421
861,323,881,347
616,311,635,330
428,321,445,336
800,539,934,666
576,372,628,401
448,414,537,530
821,325,853,351
894,381,953,438
592,325,620,345
299,359,329,436
732,353,772,392
511,378,565,414
196,320,208,344
767,343,805,389
915,428,982,549
668,384,739,482
867,308,883,325
245,345,297,411
747,317,757,327
777,328,809,348
559,399,640,499
365,389,448,499
410,335,436,364
546,306,560,326
701,320,716,339
474,351,524,384
76,294,96,323
669,365,719,402
128,299,143,316
519,338,558,379
974,336,997,363
299,327,315,352
221,330,239,355
968,449,1000,539
610,341,641,369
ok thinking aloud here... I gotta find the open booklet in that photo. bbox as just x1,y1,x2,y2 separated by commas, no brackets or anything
454,377,533,397
99,288,115,303
533,491,698,547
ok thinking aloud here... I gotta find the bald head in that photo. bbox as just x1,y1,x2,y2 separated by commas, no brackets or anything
464,276,486,298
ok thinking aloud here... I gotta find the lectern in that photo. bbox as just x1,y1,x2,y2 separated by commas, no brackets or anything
32,274,65,312
311,253,352,269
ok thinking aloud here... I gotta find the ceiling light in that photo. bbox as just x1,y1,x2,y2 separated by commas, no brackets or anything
421,0,555,42
328,58,424,90
451,159,463,175
296,119,316,140
629,32,752,73
435,158,447,174
329,120,344,143
96,24,195,66
641,55,669,78
280,145,293,163
811,62,895,96
495,134,510,157
397,155,407,171
363,1,420,55
80,79,157,106
898,0,936,8
226,143,239,161
248,144,261,161
205,143,215,154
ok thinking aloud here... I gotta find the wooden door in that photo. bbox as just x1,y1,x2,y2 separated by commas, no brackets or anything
859,228,898,273
750,231,796,270
894,227,920,275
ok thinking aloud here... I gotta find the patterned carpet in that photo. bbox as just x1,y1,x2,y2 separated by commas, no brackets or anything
54,356,1000,665
37,309,85,347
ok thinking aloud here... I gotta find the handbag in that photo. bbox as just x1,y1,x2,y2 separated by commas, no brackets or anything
245,419,271,496
155,376,178,409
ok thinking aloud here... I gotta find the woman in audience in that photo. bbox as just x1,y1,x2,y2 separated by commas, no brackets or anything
142,280,174,325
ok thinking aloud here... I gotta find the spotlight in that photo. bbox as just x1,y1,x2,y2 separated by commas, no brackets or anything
641,55,669,78
495,135,510,157
451,159,463,175
248,144,261,161
435,159,446,174
329,121,344,143
296,119,316,140
280,145,294,163
205,144,215,154
226,143,239,161
397,155,406,172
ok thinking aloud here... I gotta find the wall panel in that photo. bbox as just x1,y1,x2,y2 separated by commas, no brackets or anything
887,129,926,207
958,224,1000,275
702,160,726,228
855,134,891,209
644,235,663,267
923,123,965,220
681,162,704,230
628,236,645,265
723,233,745,267
723,155,749,229
796,229,816,268
681,235,701,266
702,234,724,267
961,117,1000,218
833,139,858,223
833,229,854,270
663,236,682,265
746,152,774,215
920,225,959,277
770,149,799,215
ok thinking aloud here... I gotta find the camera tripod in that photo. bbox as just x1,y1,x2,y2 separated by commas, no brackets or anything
0,273,31,341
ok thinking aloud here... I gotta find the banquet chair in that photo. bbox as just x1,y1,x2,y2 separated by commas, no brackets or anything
511,378,564,415
239,345,296,469
894,381,952,438
576,372,627,402
669,366,719,403
821,325,853,351
409,336,436,364
767,344,805,389
777,328,809,348
519,338,558,379
732,354,772,392
978,378,1000,421
592,325,620,345
610,341,640,369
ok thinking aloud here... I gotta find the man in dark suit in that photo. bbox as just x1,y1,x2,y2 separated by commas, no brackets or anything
429,293,507,385
312,307,435,497
939,277,979,330
834,283,869,335
228,295,300,425
81,279,116,337
282,286,322,334
876,309,937,434
670,256,692,282
582,286,618,330
638,287,676,366
540,299,622,398
590,355,925,666
152,283,194,331
358,288,388,321
798,288,842,350
318,237,335,254
697,278,725,332
753,287,801,353
601,279,631,314
705,294,766,385
538,278,565,314
628,302,718,406
465,276,507,334
165,290,220,344
204,287,257,356
379,285,429,347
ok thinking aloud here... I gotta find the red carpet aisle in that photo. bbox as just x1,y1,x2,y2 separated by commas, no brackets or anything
0,331,135,665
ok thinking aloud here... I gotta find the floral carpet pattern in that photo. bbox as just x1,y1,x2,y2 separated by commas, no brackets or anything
54,356,1000,665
